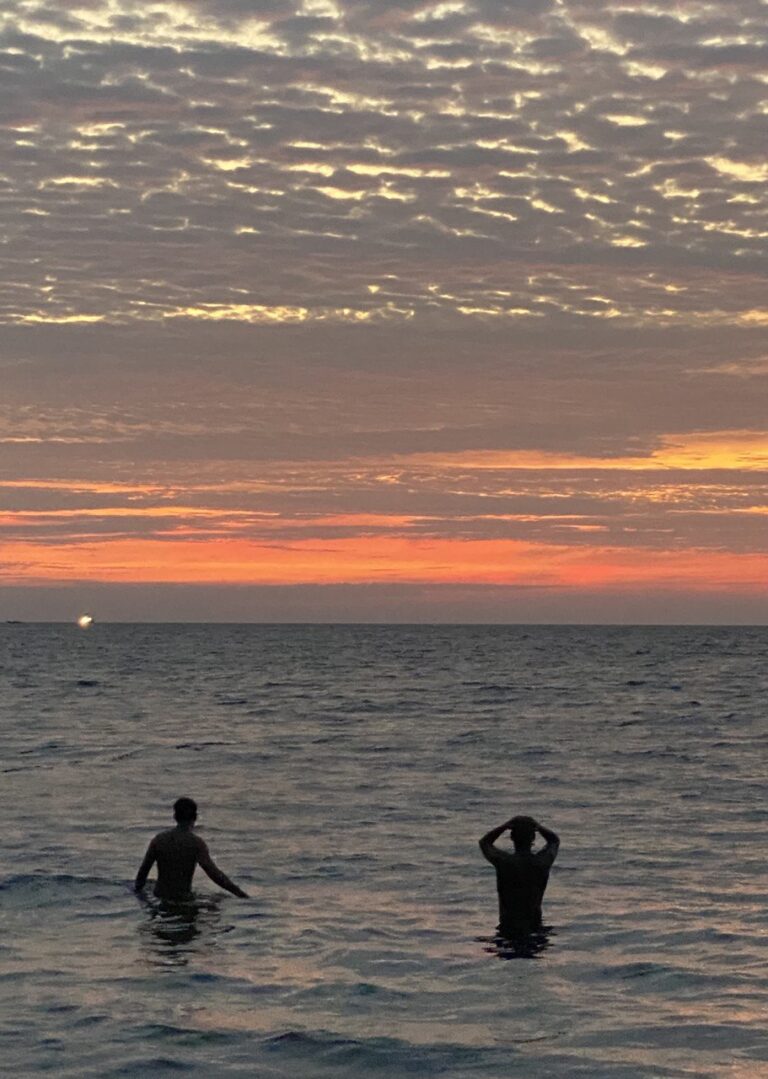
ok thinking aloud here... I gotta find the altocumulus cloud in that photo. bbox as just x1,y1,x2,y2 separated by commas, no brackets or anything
0,0,767,619
0,0,767,327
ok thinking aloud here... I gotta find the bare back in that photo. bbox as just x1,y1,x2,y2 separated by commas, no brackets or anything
135,820,248,900
485,846,557,933
150,826,203,901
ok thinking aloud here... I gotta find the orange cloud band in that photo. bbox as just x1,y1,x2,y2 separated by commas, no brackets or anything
1,535,766,591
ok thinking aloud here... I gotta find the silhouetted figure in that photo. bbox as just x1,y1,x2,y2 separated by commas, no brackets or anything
479,815,559,937
134,797,248,901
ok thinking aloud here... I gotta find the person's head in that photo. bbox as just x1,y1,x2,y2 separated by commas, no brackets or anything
173,797,198,826
509,815,536,852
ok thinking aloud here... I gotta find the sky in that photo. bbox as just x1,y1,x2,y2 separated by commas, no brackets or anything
1,0,767,622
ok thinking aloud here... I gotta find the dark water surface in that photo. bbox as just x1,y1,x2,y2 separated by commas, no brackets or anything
1,624,766,1077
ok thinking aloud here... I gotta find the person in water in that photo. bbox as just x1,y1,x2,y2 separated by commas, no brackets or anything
134,797,248,901
479,814,559,935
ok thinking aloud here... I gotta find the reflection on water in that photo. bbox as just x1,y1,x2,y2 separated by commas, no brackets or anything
137,894,230,967
4,626,767,1077
477,925,555,961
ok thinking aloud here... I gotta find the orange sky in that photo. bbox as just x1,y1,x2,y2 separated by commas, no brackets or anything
1,0,767,620
2,432,767,613
3,532,766,593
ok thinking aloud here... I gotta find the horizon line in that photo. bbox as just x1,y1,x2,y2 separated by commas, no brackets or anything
3,620,767,628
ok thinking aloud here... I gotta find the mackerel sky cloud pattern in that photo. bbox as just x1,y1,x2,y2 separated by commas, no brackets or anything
1,0,767,619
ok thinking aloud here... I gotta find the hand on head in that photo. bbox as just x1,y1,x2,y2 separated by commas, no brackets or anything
509,815,536,849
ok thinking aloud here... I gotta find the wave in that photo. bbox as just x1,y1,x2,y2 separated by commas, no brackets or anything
174,741,237,750
260,1028,517,1068
0,871,123,896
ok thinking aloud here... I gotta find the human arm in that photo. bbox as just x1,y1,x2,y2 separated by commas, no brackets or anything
533,819,559,847
479,818,516,863
532,819,560,865
134,839,156,892
196,838,248,898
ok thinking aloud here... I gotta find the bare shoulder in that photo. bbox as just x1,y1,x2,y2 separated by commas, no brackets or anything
193,833,214,864
536,839,560,866
153,827,199,851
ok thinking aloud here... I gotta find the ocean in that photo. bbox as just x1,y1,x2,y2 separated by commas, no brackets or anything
0,624,766,1078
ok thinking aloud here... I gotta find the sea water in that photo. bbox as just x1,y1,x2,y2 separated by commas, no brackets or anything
0,624,766,1078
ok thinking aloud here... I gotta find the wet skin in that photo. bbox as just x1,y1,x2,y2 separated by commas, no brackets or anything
135,823,248,901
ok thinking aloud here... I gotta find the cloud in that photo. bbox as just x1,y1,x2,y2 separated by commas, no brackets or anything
1,0,767,327
0,0,765,614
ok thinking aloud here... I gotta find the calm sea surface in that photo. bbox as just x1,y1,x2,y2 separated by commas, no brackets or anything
0,624,766,1078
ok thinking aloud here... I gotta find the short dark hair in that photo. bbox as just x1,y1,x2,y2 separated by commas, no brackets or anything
510,815,535,849
174,797,198,823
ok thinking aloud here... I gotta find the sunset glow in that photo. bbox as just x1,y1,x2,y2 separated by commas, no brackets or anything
1,0,766,620
3,534,767,592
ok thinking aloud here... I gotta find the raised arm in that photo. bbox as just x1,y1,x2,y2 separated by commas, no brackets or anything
134,839,156,892
196,838,248,898
533,819,560,848
479,818,516,862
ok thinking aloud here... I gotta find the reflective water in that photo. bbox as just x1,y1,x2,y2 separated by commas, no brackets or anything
1,624,766,1077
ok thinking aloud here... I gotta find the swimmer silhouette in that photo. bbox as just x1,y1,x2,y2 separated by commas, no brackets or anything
134,797,248,901
479,815,559,937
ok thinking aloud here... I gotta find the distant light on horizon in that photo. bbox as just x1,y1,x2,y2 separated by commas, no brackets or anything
77,614,94,628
